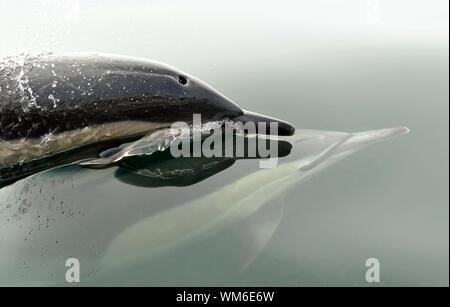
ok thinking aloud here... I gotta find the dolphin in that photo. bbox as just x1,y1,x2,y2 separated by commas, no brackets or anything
0,53,295,169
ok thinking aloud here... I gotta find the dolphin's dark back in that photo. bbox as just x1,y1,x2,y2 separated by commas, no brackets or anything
0,53,242,141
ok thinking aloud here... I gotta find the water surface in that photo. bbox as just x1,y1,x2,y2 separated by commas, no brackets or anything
0,0,448,286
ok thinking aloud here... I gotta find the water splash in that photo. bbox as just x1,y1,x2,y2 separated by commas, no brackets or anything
0,53,54,112
80,120,240,167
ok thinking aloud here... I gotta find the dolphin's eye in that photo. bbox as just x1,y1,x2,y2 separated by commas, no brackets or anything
178,75,188,85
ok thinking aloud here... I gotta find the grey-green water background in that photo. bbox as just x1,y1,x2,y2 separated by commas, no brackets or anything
0,0,448,286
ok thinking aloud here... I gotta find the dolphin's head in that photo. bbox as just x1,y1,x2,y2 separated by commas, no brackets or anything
126,58,296,136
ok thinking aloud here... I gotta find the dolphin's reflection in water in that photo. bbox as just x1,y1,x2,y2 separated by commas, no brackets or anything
0,128,408,286
115,137,292,188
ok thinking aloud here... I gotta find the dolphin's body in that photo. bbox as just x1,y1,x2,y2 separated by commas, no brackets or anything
0,53,294,167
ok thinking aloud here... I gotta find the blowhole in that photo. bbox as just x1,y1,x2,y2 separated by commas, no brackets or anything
178,76,188,85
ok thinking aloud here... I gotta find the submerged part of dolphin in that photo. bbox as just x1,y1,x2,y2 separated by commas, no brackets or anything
100,127,408,271
0,127,408,285
0,53,295,169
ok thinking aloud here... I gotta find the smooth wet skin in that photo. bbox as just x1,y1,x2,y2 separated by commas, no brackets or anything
0,53,294,141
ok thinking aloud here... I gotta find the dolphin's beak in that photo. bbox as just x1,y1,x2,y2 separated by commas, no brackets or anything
232,110,296,136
